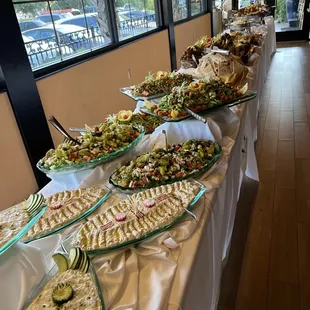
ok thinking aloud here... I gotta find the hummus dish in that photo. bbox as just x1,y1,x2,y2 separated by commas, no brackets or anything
74,180,201,251
26,269,101,310
0,202,29,248
26,186,106,240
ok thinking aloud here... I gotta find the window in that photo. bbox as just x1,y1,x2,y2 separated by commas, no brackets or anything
13,0,161,71
191,0,203,15
172,0,188,21
115,0,158,41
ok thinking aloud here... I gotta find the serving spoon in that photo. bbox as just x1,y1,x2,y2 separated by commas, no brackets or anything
48,116,81,145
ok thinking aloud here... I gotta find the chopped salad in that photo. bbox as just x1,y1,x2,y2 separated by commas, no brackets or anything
39,123,142,170
145,79,245,119
110,139,221,189
131,71,193,97
106,112,164,134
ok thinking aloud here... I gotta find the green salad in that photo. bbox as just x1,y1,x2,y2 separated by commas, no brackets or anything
132,71,193,97
145,79,246,119
106,112,164,134
39,123,142,170
110,139,221,189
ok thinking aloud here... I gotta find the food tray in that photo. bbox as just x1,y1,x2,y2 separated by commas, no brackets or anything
21,253,105,310
37,126,145,175
23,186,111,243
0,205,47,256
109,142,222,191
62,180,206,255
140,90,257,122
120,86,167,101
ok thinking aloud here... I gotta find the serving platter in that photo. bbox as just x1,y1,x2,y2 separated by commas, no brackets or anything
139,90,257,122
0,205,47,256
21,253,105,310
23,185,111,243
37,126,145,175
62,180,206,255
109,142,222,191
120,86,167,101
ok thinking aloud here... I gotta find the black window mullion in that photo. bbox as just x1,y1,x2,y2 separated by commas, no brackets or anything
154,0,163,27
187,0,191,17
106,0,119,43
202,0,207,11
161,0,177,70
48,0,64,61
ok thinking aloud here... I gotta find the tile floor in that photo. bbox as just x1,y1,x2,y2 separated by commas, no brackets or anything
218,41,310,310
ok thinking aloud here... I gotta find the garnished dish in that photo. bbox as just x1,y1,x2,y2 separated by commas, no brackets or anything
23,249,104,309
142,80,249,120
24,186,109,242
0,194,47,255
73,180,205,252
106,110,164,134
37,123,144,173
180,35,212,69
110,139,221,189
234,4,270,17
121,71,193,99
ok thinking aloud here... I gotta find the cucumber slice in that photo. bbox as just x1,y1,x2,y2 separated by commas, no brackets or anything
27,194,44,217
52,253,68,273
79,252,89,273
69,248,82,270
52,283,73,305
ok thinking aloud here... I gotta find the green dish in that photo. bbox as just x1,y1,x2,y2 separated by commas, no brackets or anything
37,126,145,175
62,180,206,255
23,186,111,243
140,90,257,122
0,205,47,256
109,142,222,192
21,254,105,310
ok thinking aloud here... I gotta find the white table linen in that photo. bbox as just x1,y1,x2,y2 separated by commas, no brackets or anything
0,18,276,310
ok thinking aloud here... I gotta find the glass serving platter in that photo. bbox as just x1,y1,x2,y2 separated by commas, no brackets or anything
109,142,222,192
62,180,206,255
139,90,257,122
36,126,145,175
23,185,111,243
0,205,47,256
120,86,168,101
21,254,105,310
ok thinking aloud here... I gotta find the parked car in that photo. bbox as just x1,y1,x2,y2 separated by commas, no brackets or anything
22,35,73,68
55,13,99,29
23,24,92,52
19,20,46,31
33,13,70,24
119,10,156,21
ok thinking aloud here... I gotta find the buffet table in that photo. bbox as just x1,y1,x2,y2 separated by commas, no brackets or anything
1,17,276,310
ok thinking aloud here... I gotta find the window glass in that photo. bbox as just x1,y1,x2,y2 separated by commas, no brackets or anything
14,0,160,71
172,0,188,21
115,0,157,41
13,0,113,70
191,0,203,15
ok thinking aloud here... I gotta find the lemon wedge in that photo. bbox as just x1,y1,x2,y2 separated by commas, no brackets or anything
239,83,248,95
117,110,133,122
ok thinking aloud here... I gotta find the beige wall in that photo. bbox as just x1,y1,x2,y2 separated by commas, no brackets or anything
0,92,38,211
37,30,171,146
175,13,211,68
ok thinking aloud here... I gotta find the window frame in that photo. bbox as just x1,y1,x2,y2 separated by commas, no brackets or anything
12,0,209,80
173,0,208,25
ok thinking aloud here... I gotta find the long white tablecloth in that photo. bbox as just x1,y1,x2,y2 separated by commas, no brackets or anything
1,18,276,310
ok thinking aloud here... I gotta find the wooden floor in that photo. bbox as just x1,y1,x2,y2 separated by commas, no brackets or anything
218,41,310,310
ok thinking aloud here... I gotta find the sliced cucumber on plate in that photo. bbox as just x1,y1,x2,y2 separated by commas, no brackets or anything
26,194,45,218
52,253,68,273
53,248,90,274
